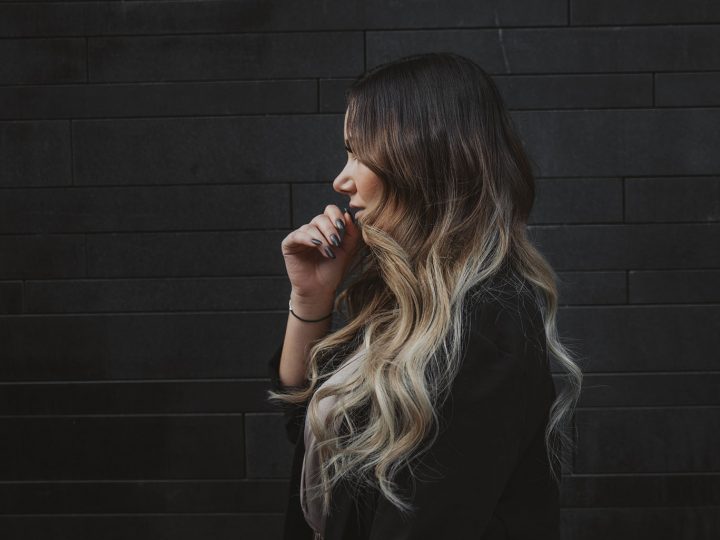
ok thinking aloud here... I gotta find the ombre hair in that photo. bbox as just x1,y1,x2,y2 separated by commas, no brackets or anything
268,52,583,516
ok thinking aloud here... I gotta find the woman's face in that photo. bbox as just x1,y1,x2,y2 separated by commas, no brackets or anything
333,110,385,222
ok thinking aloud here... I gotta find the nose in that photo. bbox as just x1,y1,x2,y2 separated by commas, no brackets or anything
333,172,354,195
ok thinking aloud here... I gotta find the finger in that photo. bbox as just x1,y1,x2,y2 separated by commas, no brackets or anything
312,213,343,250
303,224,336,259
324,204,350,243
282,228,319,256
340,206,359,236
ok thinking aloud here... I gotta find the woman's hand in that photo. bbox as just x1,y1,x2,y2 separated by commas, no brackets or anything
281,205,362,299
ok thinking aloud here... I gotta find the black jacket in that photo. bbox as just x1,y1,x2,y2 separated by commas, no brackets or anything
267,279,561,539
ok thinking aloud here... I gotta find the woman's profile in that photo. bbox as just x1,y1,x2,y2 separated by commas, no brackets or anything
267,52,583,540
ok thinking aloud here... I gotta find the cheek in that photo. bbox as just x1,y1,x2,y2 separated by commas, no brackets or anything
357,170,381,193
358,179,380,200
369,177,384,200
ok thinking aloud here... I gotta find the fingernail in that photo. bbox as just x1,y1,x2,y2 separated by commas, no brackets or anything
330,234,341,247
335,219,345,241
311,238,322,245
323,246,336,259
343,207,356,224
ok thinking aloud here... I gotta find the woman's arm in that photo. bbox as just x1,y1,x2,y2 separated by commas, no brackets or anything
279,289,335,388
267,289,335,445
367,297,545,539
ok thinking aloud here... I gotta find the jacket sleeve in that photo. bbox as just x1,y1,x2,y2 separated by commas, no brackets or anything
367,298,541,539
267,340,311,446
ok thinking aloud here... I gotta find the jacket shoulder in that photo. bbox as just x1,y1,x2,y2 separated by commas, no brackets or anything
465,273,545,355
451,274,548,408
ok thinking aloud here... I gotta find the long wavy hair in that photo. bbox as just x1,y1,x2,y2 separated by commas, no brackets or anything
268,52,583,517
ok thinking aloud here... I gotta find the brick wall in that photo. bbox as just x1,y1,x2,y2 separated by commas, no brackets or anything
0,1,718,538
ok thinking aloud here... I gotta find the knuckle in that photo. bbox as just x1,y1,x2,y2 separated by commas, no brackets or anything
313,214,329,228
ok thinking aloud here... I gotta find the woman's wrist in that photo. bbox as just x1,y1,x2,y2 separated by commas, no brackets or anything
289,289,335,320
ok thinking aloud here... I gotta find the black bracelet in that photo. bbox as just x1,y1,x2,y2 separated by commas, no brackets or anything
288,298,333,322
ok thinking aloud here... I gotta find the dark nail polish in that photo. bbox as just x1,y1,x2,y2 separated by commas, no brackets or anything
330,234,341,247
344,207,356,224
311,238,322,245
324,246,336,259
335,218,345,231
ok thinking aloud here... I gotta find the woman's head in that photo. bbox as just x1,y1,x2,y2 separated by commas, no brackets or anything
333,52,536,266
271,52,582,517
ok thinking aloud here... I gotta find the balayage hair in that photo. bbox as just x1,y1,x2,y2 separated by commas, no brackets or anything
268,52,583,517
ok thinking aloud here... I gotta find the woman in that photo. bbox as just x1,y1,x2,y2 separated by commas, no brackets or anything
267,52,582,540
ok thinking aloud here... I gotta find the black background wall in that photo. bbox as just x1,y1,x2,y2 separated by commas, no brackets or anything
0,1,718,539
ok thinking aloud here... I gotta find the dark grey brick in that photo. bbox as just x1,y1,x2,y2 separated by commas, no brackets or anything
0,80,317,120
0,235,85,279
574,408,720,473
0,185,289,234
571,0,720,25
245,413,295,478
320,73,653,113
367,26,720,74
88,32,363,82
512,109,720,177
576,373,720,407
0,38,85,84
367,30,508,74
85,231,288,277
561,474,720,506
0,515,283,540
319,78,355,113
556,305,720,371
0,312,287,380
531,178,623,223
625,177,720,222
0,479,288,514
25,276,291,313
0,282,23,314
554,271,627,305
529,224,720,270
0,380,276,415
0,0,566,38
73,115,345,185
561,507,720,540
494,74,653,110
0,416,245,480
0,121,72,187
656,72,720,107
629,270,720,303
